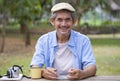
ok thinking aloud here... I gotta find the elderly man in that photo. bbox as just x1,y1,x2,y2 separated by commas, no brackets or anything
30,2,96,80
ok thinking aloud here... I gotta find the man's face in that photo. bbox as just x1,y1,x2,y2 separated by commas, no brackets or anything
50,10,76,36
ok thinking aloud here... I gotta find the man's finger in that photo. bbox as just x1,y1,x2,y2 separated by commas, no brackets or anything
47,68,57,75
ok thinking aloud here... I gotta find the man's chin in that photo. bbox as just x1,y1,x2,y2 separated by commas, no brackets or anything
60,31,69,35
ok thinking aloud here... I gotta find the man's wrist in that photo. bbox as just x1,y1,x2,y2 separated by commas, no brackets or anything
79,69,88,79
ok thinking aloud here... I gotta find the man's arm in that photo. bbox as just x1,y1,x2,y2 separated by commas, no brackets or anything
80,64,97,79
68,64,96,80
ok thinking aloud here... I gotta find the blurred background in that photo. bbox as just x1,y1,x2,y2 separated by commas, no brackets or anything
0,0,120,76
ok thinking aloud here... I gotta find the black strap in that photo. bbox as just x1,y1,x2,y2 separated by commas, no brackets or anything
0,74,31,79
0,75,2,78
0,74,7,78
23,75,31,79
12,65,23,73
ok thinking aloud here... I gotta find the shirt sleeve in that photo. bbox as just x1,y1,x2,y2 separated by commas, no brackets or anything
30,37,45,67
82,38,96,69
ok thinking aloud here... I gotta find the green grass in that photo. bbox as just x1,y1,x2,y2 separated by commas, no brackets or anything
93,46,120,75
0,37,120,76
0,53,33,76
90,37,120,75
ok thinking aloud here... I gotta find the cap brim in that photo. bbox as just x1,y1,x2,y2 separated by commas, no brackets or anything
51,2,75,13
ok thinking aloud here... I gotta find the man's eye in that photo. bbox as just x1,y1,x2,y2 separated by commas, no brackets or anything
66,18,72,22
57,18,62,22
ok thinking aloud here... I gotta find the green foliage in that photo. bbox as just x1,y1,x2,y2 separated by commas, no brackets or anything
7,0,41,20
0,0,3,4
102,20,120,26
0,0,52,26
80,19,102,26
91,38,120,46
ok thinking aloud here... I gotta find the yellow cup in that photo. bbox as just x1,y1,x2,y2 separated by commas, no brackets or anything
30,67,42,79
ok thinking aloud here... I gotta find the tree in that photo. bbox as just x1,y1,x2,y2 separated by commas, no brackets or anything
4,0,41,46
8,0,52,46
0,0,9,53
0,0,52,52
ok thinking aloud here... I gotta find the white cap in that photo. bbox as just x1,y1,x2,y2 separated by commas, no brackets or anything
51,2,75,13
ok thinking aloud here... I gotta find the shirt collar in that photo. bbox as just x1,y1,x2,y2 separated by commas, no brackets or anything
51,30,58,47
68,30,76,47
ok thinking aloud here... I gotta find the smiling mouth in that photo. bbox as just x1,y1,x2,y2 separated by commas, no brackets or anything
59,27,70,34
60,26,69,30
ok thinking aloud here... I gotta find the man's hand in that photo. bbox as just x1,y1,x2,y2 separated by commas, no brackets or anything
68,68,85,80
68,65,96,80
42,67,57,80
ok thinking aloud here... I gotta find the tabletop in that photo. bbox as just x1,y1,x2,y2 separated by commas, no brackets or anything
21,76,120,81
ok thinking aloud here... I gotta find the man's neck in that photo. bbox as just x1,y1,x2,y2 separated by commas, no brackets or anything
57,34,70,43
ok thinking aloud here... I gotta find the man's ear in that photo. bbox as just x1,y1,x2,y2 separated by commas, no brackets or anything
49,18,54,26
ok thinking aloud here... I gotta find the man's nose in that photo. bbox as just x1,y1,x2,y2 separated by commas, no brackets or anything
61,20,67,26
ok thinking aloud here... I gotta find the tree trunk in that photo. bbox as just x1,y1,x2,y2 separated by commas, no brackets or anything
20,21,31,46
0,15,6,53
20,25,25,34
77,12,82,31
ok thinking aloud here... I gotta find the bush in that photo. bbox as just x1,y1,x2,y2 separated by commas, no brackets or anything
102,20,120,27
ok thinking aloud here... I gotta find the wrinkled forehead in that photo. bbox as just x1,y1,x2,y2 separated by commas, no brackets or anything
55,10,72,19
55,9,72,17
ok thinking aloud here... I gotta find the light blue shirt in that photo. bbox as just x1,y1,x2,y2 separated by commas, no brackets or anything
30,30,96,69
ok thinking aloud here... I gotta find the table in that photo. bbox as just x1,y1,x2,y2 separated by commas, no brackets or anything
21,76,120,81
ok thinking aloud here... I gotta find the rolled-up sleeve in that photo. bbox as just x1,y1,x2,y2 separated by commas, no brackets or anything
82,38,96,69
